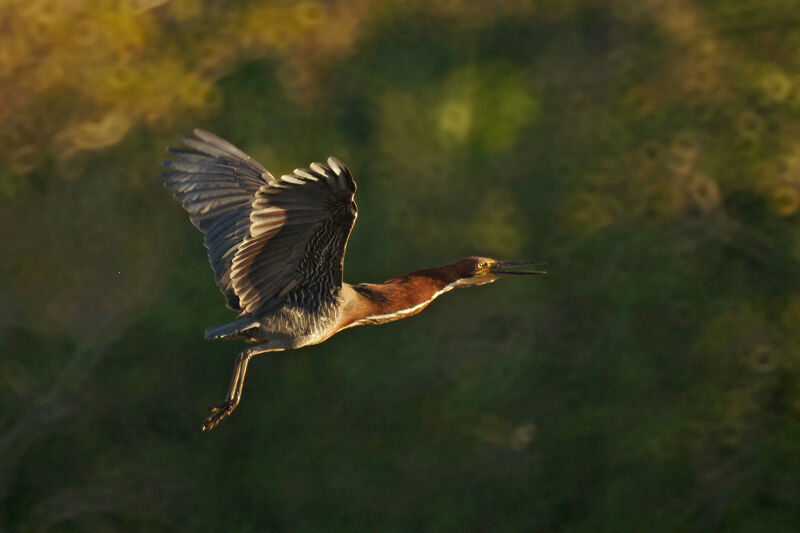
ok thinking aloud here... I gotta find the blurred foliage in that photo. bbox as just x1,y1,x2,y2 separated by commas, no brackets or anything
2,0,800,531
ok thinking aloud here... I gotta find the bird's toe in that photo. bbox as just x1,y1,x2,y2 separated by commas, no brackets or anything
201,401,236,431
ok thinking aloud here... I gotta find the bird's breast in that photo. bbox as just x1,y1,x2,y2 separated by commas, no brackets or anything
254,291,344,347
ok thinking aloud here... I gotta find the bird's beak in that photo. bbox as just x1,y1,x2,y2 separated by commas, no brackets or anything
491,259,547,275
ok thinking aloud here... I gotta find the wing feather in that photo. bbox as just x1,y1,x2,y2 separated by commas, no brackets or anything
230,159,357,315
165,130,358,317
163,130,274,310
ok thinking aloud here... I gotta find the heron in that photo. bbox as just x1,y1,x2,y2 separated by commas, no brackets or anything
164,129,545,430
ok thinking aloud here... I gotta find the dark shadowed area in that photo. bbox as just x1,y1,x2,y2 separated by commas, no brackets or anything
2,0,799,531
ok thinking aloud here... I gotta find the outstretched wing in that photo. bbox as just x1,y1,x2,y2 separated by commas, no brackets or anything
231,158,358,315
163,129,274,310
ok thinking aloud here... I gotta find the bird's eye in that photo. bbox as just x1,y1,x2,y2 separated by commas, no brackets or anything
477,261,488,270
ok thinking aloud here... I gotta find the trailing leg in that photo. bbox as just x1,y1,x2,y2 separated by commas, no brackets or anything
202,342,282,431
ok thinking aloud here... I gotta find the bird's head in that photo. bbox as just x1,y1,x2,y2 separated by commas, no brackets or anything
450,256,546,288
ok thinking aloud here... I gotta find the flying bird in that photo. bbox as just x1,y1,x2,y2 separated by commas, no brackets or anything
164,129,545,430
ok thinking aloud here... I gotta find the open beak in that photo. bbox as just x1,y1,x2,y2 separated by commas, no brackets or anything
491,259,547,275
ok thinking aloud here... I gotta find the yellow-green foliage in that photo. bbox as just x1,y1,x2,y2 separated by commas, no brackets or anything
2,1,800,531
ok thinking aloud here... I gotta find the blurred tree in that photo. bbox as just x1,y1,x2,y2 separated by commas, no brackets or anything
1,0,800,531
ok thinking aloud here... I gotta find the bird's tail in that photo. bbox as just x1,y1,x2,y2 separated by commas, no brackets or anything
204,317,260,340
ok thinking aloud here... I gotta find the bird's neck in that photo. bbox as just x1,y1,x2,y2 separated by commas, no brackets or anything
339,265,464,329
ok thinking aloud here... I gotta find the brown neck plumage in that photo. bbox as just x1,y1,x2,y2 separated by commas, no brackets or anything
339,263,466,329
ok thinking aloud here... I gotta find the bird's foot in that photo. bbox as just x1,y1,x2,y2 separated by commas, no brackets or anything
202,400,238,431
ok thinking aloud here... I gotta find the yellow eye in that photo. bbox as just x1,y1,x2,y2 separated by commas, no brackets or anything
477,261,488,270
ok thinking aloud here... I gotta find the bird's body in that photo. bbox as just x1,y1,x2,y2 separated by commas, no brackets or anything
164,129,544,430
207,262,492,345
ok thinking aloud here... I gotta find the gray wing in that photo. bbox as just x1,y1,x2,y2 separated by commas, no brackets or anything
163,129,274,310
231,158,358,315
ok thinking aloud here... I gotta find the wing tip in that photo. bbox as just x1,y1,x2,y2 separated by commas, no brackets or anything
166,145,189,156
327,156,345,175
326,156,356,192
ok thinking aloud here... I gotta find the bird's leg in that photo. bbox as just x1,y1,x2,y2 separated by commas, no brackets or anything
202,343,277,431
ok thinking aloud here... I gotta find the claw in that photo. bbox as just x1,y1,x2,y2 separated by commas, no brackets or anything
201,400,237,431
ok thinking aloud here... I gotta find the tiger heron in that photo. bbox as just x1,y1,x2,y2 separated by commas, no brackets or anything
164,130,545,430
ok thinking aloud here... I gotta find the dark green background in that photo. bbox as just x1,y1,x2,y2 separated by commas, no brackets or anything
2,1,799,530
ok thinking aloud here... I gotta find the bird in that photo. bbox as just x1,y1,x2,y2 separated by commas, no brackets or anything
163,129,545,431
